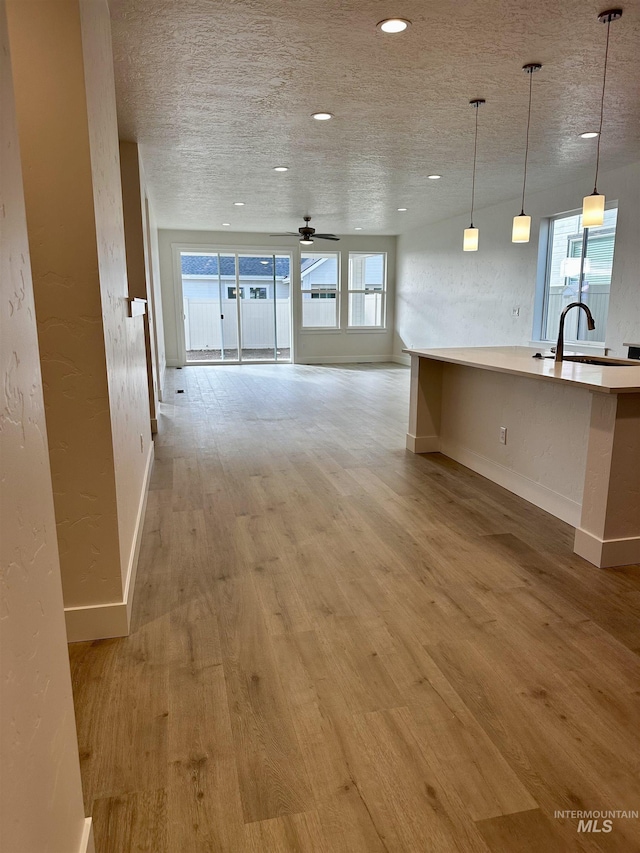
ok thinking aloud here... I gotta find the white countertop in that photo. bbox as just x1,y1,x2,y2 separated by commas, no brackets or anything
403,346,640,394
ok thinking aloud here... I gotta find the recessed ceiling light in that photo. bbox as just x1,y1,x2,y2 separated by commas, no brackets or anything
377,18,411,33
311,112,333,121
428,174,442,180
222,222,231,226
354,227,363,230
233,201,245,206
580,131,599,138
397,207,408,212
273,166,289,171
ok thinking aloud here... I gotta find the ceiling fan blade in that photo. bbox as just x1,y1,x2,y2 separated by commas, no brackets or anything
269,232,299,236
314,234,340,241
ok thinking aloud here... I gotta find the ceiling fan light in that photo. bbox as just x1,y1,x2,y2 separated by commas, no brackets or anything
512,214,531,243
300,238,314,246
582,192,605,227
463,227,479,252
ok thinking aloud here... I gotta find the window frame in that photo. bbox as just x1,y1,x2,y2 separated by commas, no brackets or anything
347,252,388,330
300,251,341,330
535,204,617,347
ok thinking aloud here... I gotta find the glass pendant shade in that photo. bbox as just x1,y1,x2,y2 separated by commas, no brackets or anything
512,214,531,243
582,192,605,227
463,227,479,252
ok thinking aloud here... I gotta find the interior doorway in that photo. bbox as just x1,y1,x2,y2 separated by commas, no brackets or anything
180,251,292,364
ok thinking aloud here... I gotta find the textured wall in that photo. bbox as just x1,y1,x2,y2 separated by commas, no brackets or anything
159,229,396,364
145,191,166,399
7,0,153,619
395,163,639,359
7,0,122,607
80,0,151,591
119,140,158,423
0,2,88,848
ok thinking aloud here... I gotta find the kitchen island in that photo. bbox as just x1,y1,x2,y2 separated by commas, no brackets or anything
404,346,640,568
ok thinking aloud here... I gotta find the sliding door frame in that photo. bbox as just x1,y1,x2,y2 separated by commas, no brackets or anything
171,242,296,366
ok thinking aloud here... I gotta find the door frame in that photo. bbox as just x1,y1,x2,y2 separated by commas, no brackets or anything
171,242,296,366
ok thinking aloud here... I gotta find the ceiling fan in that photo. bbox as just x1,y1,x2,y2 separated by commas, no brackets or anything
270,216,339,245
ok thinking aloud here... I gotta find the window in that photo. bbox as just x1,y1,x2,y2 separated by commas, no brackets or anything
348,253,386,328
301,253,339,328
539,206,617,344
227,286,244,299
250,287,267,299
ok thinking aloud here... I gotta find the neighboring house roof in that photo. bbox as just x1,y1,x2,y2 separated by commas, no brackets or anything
301,257,327,277
181,254,290,277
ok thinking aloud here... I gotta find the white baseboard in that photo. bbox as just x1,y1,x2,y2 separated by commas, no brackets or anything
406,433,440,453
392,353,411,366
296,354,395,364
166,358,181,367
440,440,582,527
80,818,95,853
65,443,154,643
574,528,640,568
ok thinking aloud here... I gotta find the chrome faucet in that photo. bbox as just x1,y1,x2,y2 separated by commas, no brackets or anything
555,302,596,363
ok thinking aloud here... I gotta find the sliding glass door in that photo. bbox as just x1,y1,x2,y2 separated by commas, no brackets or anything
180,251,291,363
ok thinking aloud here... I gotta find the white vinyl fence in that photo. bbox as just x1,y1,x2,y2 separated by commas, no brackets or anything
185,299,291,350
545,287,609,343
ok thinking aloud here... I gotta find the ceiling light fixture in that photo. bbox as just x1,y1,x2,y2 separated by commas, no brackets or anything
222,222,231,226
377,18,411,33
463,98,485,252
580,131,599,139
300,238,314,245
427,174,442,180
233,201,245,206
273,166,289,171
512,63,542,244
354,227,363,230
583,9,623,227
397,207,407,212
311,112,333,121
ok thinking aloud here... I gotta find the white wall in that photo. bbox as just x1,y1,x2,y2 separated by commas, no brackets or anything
0,2,92,848
159,230,396,365
81,0,152,595
144,191,166,399
395,163,640,359
7,0,153,639
439,364,591,526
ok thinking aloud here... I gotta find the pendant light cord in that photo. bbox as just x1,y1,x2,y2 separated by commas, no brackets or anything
470,104,479,227
594,17,612,193
520,70,534,215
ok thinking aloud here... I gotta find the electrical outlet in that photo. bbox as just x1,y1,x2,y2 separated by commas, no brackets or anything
512,306,520,317
499,426,507,445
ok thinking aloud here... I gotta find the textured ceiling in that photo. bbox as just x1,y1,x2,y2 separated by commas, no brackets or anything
110,0,640,235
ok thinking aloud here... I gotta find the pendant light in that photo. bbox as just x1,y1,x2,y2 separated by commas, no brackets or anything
463,99,485,251
512,63,542,243
582,9,622,227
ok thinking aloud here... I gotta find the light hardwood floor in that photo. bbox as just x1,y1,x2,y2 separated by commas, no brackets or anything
69,363,640,853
